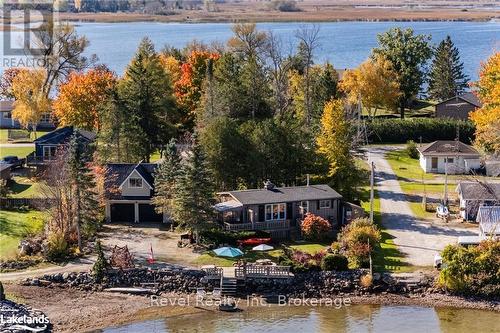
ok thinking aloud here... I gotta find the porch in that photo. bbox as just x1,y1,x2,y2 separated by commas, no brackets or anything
223,219,291,232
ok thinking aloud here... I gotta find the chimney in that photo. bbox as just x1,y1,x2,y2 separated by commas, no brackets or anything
306,174,310,186
264,180,275,190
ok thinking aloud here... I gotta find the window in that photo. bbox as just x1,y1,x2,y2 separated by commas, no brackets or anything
446,158,454,163
129,178,143,188
40,113,51,123
319,200,331,209
265,203,286,220
3,112,11,119
43,146,57,159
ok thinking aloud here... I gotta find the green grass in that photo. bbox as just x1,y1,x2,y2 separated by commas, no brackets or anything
8,176,47,198
150,150,162,162
360,189,413,273
0,210,45,260
0,146,34,158
0,129,51,144
385,150,434,181
192,241,328,267
361,100,435,118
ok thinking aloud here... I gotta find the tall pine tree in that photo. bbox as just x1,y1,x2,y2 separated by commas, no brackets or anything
152,138,180,219
118,38,177,162
171,134,215,240
428,36,469,101
67,133,99,251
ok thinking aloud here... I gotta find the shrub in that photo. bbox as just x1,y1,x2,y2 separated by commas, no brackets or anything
360,274,373,288
340,218,381,268
406,140,419,159
321,254,349,271
200,229,271,246
330,241,342,254
92,240,108,283
438,240,500,296
45,232,69,261
366,118,475,144
272,0,300,12
301,213,332,241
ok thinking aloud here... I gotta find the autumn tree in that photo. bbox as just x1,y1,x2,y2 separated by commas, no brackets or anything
428,36,469,101
53,65,117,131
316,99,360,199
11,69,51,137
32,22,92,96
117,38,177,162
373,28,432,118
470,52,500,154
340,55,401,118
0,68,22,100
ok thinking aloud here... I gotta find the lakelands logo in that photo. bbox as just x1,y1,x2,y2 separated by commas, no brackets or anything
2,0,55,67
0,313,50,325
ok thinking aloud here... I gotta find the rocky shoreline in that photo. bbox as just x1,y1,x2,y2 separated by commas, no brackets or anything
19,267,500,311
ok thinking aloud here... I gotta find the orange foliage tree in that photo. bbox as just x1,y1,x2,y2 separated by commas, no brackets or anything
174,51,219,119
301,213,332,241
470,52,500,154
53,66,117,131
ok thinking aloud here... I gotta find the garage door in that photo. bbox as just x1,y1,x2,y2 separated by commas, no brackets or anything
110,203,135,223
139,204,163,222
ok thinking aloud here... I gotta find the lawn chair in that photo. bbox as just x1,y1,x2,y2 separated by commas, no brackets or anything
196,288,206,300
212,288,222,300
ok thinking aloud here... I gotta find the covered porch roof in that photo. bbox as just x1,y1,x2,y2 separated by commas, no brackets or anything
214,200,243,213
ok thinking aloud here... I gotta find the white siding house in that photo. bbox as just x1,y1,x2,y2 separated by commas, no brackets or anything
417,141,481,174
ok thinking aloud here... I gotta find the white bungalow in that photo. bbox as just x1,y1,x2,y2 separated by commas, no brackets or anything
418,140,481,174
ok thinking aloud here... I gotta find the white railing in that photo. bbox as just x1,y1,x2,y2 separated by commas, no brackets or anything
235,265,291,279
224,219,290,231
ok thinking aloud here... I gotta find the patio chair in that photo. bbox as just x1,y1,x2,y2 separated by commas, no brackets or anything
196,288,206,300
212,288,222,300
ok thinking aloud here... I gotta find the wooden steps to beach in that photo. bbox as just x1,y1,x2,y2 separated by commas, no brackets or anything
220,277,238,296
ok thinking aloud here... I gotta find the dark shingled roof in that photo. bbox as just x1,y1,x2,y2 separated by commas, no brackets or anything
456,182,500,201
435,92,482,108
417,140,480,156
105,163,157,199
34,126,96,145
221,184,342,205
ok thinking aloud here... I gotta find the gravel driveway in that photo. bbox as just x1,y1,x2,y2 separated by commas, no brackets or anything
367,146,476,266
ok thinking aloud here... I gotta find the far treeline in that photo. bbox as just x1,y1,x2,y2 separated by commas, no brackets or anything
1,23,499,199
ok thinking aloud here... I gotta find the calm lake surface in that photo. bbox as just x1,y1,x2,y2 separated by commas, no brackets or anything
102,305,500,333
74,21,500,79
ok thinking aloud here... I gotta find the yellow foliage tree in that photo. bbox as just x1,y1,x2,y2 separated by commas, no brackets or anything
11,69,51,136
340,55,401,118
53,66,116,131
316,99,352,177
470,52,500,154
159,54,182,83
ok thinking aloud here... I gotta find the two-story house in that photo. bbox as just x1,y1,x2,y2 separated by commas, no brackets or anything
215,181,343,239
104,162,165,224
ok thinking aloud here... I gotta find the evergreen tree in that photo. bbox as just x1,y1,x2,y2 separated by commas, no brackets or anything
152,138,180,218
118,37,177,162
67,133,99,251
428,36,469,101
171,134,215,240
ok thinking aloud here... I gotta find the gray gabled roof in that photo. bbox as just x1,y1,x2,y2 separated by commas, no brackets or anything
417,141,480,157
105,163,157,199
220,184,342,205
435,92,482,108
456,182,500,201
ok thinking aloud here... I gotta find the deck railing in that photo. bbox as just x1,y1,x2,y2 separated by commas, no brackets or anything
235,265,291,279
224,219,290,231
201,267,224,280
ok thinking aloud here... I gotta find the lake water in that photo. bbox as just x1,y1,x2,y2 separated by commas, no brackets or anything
73,21,500,80
102,305,500,333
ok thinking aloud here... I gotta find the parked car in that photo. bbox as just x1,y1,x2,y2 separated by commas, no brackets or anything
0,156,24,169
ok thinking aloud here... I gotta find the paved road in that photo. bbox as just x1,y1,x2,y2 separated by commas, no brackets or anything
367,147,476,267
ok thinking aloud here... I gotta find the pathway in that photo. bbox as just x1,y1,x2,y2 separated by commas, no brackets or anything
366,146,476,266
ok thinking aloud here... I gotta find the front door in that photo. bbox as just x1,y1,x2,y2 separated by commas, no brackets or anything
431,157,438,170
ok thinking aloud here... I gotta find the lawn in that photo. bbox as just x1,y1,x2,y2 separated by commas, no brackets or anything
0,210,45,260
0,129,51,144
192,241,328,267
8,176,47,198
0,146,34,158
360,189,413,273
385,150,434,181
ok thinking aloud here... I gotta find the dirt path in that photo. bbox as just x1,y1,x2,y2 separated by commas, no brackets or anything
367,147,476,266
0,257,94,282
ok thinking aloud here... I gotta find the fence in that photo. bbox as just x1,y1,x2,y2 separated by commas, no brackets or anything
0,198,53,209
235,265,292,279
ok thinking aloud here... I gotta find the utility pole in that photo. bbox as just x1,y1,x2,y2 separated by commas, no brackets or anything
370,161,375,223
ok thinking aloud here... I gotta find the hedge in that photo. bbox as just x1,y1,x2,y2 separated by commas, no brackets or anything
366,118,475,144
